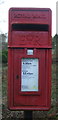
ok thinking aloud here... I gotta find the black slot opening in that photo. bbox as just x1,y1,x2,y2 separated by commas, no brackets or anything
12,24,49,31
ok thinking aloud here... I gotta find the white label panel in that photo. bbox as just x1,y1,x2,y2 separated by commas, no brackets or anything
27,49,33,55
21,58,39,91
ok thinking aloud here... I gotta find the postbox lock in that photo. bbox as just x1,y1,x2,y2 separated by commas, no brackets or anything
16,75,19,79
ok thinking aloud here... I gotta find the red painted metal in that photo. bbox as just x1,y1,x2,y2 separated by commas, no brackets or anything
8,8,52,110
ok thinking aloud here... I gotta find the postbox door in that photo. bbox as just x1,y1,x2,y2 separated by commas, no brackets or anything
11,48,51,110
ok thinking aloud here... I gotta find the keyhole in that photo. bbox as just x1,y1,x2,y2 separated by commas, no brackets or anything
16,75,19,79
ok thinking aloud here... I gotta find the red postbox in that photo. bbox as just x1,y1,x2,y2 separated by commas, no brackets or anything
8,8,52,110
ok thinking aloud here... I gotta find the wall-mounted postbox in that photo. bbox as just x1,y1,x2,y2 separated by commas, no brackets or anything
8,8,52,110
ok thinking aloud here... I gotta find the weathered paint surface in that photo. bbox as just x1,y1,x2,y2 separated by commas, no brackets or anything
8,8,52,110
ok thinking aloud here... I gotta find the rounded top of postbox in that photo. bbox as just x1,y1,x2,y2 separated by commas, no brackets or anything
9,7,51,11
9,7,52,25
